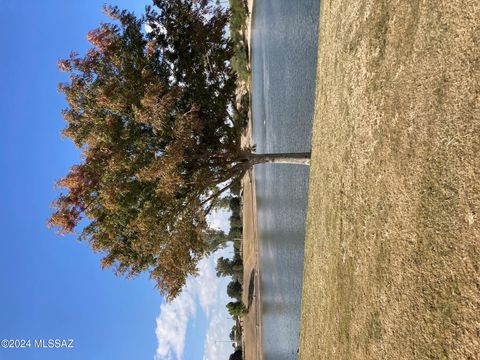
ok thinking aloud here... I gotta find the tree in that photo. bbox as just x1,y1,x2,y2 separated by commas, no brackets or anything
48,0,310,301
226,280,242,300
226,301,246,317
229,196,241,214
229,327,236,341
215,195,232,209
229,349,243,360
229,213,242,229
203,228,228,251
216,256,242,278
228,227,242,239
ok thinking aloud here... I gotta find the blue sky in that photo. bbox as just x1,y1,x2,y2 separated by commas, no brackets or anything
0,1,233,359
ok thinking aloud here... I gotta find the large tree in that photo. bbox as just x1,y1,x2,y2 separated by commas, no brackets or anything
226,280,242,300
48,0,309,300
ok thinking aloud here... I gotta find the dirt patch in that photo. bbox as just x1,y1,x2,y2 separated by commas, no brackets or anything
300,1,480,359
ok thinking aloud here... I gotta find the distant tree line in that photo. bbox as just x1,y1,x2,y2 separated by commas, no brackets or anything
214,188,245,358
216,192,245,318
227,0,250,81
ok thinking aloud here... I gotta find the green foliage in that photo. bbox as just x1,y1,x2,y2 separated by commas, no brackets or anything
229,196,241,214
216,255,242,278
229,327,236,341
230,179,242,196
215,195,232,209
229,213,242,229
228,0,250,81
229,349,243,360
226,301,246,317
227,195,243,239
232,237,241,253
227,280,242,300
236,92,250,129
203,228,228,252
228,0,247,30
229,227,243,240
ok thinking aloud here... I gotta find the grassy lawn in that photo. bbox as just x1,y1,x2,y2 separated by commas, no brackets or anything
299,1,479,359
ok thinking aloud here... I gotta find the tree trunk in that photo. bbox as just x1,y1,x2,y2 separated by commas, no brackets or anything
248,152,311,166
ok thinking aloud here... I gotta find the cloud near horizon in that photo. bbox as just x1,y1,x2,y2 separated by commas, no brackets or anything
154,213,234,360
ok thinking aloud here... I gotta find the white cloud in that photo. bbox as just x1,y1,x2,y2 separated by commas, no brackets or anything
202,248,236,360
144,22,166,35
203,294,236,360
207,208,231,233
154,247,235,360
154,286,196,360
195,257,218,315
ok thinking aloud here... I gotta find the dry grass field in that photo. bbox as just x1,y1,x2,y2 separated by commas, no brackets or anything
299,1,479,359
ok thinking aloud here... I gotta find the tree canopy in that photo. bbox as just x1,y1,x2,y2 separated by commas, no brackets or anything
229,349,243,360
216,255,243,279
226,280,242,299
226,301,246,316
48,0,309,301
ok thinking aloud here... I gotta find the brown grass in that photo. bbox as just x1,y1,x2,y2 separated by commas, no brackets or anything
241,167,262,360
299,1,480,359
